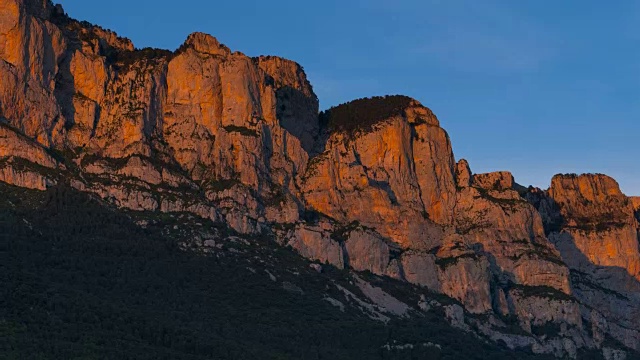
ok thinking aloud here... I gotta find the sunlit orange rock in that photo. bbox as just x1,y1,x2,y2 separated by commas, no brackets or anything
1,1,640,354
548,174,640,280
0,123,58,189
302,100,455,249
455,159,472,188
0,0,65,145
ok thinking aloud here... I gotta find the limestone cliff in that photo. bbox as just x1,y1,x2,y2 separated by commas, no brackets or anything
1,1,639,358
302,96,455,248
547,174,640,279
527,174,640,351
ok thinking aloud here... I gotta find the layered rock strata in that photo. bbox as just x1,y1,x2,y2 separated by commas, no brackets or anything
1,1,639,357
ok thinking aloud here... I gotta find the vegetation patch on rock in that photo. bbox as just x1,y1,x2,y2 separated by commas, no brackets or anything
319,95,415,136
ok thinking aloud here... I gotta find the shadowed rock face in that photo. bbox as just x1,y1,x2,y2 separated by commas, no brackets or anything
1,1,639,358
528,174,640,351
631,197,640,223
472,171,514,191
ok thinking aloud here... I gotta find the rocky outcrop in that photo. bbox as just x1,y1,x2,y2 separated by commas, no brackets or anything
1,1,639,357
344,227,396,275
0,0,65,146
435,239,494,314
164,34,313,199
472,170,514,191
0,123,57,167
183,32,229,56
455,159,472,188
454,183,570,292
256,55,320,155
0,122,58,189
286,224,345,268
528,174,640,351
547,174,640,279
302,97,455,248
446,167,575,330
0,158,55,190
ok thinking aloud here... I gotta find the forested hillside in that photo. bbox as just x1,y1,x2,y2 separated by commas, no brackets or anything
0,183,561,359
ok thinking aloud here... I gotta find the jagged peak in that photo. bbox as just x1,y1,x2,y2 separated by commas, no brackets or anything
457,158,470,167
181,32,230,56
455,159,472,188
254,55,316,99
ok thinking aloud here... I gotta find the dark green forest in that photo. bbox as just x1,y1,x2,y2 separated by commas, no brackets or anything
0,182,569,359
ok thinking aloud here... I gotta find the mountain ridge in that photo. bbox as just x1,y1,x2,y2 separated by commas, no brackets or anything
1,1,639,358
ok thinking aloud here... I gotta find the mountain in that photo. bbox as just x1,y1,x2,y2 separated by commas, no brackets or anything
1,1,638,358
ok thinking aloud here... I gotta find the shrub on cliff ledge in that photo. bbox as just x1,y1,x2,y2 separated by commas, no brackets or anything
319,95,414,135
108,47,173,70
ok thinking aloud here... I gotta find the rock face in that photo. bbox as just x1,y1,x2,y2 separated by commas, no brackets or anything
0,122,59,189
448,169,574,323
528,174,640,351
472,171,514,191
0,0,65,146
547,174,640,279
0,0,322,233
1,1,639,358
455,159,472,188
302,97,455,248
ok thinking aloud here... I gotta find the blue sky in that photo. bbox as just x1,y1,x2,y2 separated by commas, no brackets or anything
57,0,639,194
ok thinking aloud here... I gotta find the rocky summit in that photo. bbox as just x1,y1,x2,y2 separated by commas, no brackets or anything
1,1,639,359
